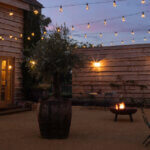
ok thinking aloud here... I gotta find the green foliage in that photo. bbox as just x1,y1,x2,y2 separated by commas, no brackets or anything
28,25,86,98
21,11,51,101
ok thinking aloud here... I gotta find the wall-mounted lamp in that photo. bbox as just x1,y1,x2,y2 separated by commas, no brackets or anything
93,61,101,67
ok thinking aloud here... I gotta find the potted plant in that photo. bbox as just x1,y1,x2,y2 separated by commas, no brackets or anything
28,25,85,139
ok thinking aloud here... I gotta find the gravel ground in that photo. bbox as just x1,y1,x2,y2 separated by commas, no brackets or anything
0,106,149,150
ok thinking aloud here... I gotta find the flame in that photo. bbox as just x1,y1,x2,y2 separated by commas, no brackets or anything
115,102,125,110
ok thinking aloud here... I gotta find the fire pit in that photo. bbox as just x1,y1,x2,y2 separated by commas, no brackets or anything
110,102,137,122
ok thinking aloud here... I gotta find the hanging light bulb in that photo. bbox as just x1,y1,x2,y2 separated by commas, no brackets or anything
69,35,72,39
147,29,150,34
141,0,146,4
44,31,47,35
113,0,117,7
122,16,126,22
9,35,13,39
131,30,135,35
99,33,103,38
144,37,147,41
115,32,118,36
31,32,35,36
9,9,14,16
0,36,2,40
141,12,145,18
2,38,4,41
14,37,18,40
104,19,107,25
41,37,44,40
121,40,124,44
59,5,63,12
27,37,31,40
20,34,23,38
87,23,90,29
84,34,87,38
86,3,89,10
110,42,113,46
33,9,39,15
57,27,60,32
71,25,75,31
132,39,135,43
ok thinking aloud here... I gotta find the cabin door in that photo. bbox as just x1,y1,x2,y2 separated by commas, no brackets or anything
0,58,14,108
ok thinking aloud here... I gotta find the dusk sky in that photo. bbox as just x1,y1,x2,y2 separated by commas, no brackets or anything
38,0,150,46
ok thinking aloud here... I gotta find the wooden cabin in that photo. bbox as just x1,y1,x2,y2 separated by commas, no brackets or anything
72,44,150,104
0,0,42,108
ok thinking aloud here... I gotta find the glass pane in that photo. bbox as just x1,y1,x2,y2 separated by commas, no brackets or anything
2,60,6,70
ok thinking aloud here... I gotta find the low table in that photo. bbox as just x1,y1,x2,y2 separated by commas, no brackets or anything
110,107,137,122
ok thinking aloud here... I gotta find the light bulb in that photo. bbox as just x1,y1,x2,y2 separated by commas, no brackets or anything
99,33,103,38
72,25,75,31
44,31,47,35
122,16,126,22
144,37,147,41
141,12,145,18
104,19,107,25
113,0,117,7
131,30,135,35
86,3,89,10
115,32,118,36
9,35,13,39
9,9,14,16
14,37,18,40
34,10,39,15
87,23,90,29
57,27,60,32
141,0,146,4
148,30,150,34
132,39,135,43
41,37,44,40
31,32,35,36
59,5,63,12
121,40,124,44
27,37,31,40
20,34,23,38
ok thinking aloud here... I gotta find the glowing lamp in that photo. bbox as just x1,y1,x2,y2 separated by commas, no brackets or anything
141,0,146,4
86,3,89,10
104,19,107,25
31,32,35,36
59,5,63,12
72,25,75,31
9,10,14,16
87,23,90,29
141,12,145,18
34,10,39,15
9,35,13,39
122,16,126,22
93,61,101,67
113,0,117,7
30,60,36,66
8,65,12,70
20,34,23,38
27,37,31,40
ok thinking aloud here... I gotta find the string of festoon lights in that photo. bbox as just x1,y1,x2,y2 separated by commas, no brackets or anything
43,0,148,11
70,10,150,31
71,29,150,39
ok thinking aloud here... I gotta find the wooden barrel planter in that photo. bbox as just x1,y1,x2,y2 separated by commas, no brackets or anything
38,99,72,139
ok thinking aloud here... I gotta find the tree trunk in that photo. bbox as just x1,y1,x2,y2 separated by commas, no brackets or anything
53,73,61,98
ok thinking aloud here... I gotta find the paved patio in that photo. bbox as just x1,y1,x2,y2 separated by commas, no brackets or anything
0,106,149,150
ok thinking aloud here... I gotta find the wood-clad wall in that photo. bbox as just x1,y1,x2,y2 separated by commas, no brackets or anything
72,44,150,102
0,3,24,102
